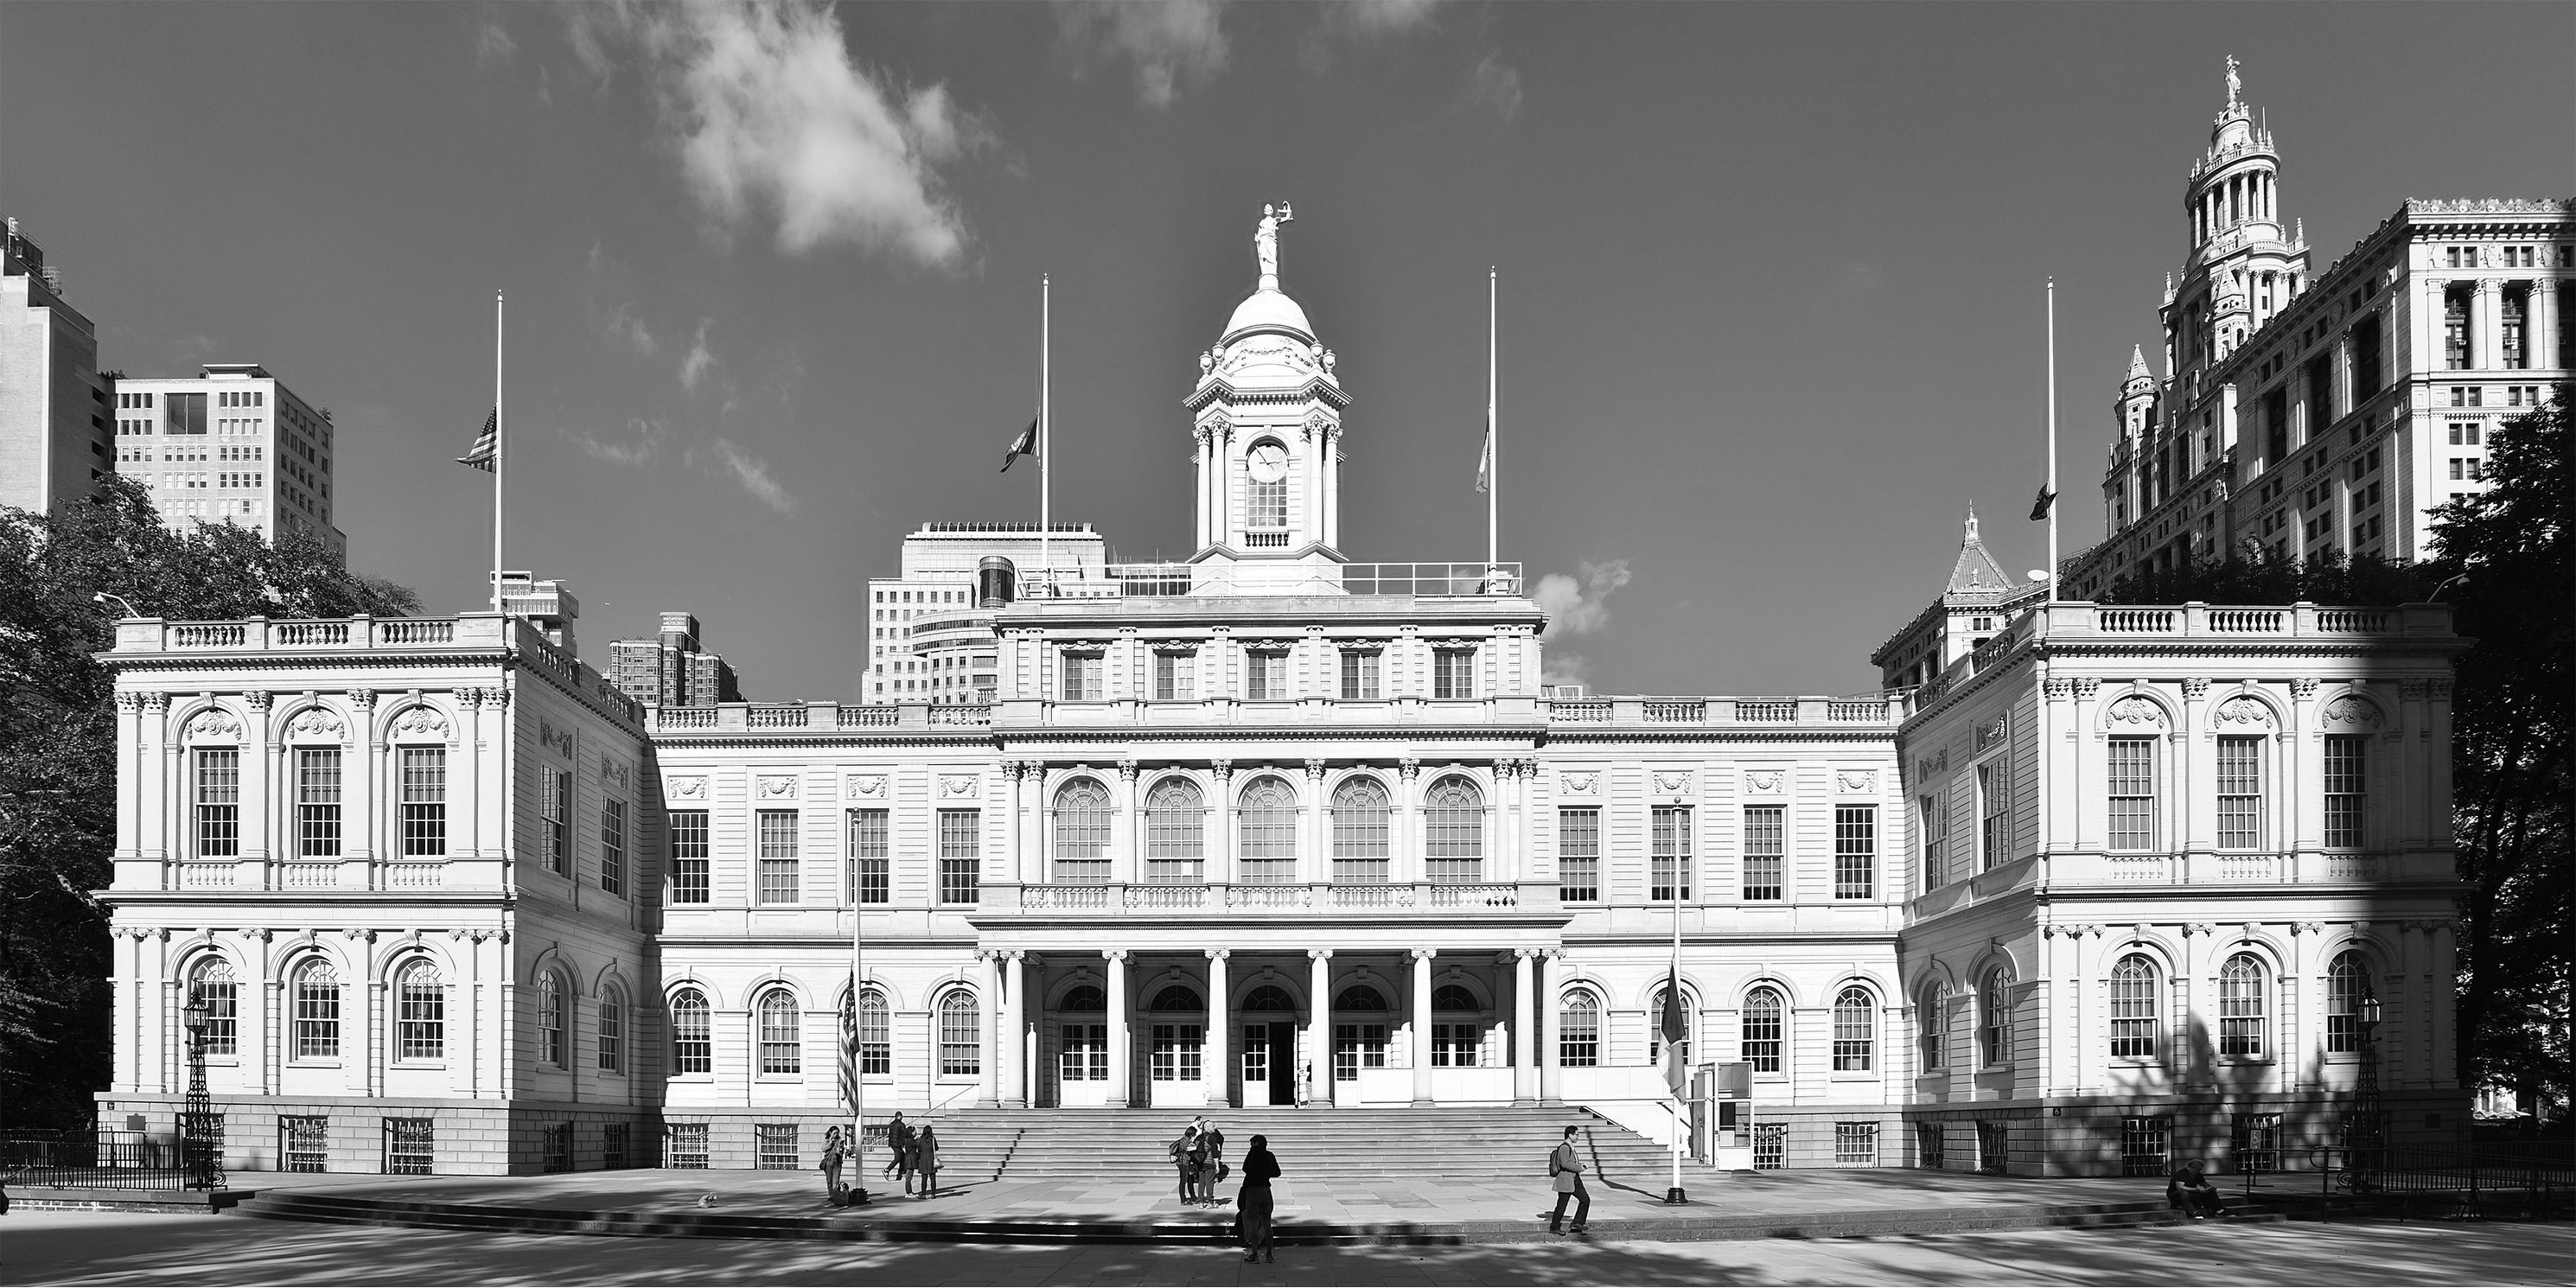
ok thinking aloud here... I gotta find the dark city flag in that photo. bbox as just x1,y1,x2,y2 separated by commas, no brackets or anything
2028,486,2056,521
1000,415,1039,472
1659,967,1687,1095
458,409,497,472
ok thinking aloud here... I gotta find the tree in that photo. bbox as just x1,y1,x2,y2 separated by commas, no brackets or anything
0,476,418,1128
2426,385,2572,1119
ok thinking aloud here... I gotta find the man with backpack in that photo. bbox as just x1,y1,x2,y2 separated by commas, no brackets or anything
1547,1125,1591,1235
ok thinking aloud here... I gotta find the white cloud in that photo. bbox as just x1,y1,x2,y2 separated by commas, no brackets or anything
1540,652,1593,690
567,418,666,467
602,302,657,355
1320,0,1444,38
680,320,719,392
1533,559,1631,639
586,1,984,265
705,436,797,513
1058,0,1230,109
1469,53,1522,122
474,16,518,65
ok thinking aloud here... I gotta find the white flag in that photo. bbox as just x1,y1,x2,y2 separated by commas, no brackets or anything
1474,420,1492,494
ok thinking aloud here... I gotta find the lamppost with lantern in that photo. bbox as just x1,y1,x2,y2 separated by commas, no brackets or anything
180,992,225,1191
2344,994,2384,1193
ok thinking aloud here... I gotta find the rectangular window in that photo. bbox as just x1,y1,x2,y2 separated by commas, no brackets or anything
1060,1023,1107,1081
598,800,626,896
383,1119,434,1176
1557,807,1600,902
756,810,800,904
2120,1116,2171,1176
1833,804,1876,899
755,1124,799,1171
2232,1112,2283,1175
1339,649,1380,699
848,808,889,904
938,809,980,904
539,768,569,875
1977,1121,2010,1176
163,391,207,435
1753,1123,1787,1170
1149,1024,1204,1081
2322,736,2366,848
1432,650,1474,700
2445,292,2471,370
541,1123,571,1174
294,747,341,858
1918,792,1947,890
1978,761,2007,870
400,748,445,858
1431,1023,1476,1067
602,1122,630,1170
668,810,710,904
1741,805,1784,901
1834,1122,1881,1167
2105,737,2157,851
2216,736,2265,850
280,1116,328,1173
1059,653,1102,701
194,748,240,858
1332,1023,1390,1081
1153,651,1196,701
1650,806,1693,902
1916,1122,1945,1169
1244,650,1285,700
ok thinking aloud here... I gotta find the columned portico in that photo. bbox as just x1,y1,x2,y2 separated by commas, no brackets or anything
1308,948,1334,1107
1511,947,1537,1104
1104,949,1132,1108
1410,948,1437,1105
1204,949,1230,1107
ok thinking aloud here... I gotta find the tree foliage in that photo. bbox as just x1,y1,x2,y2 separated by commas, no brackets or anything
0,476,418,1128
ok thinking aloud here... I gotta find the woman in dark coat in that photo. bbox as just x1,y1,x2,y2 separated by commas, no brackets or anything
914,1125,941,1199
1236,1134,1281,1262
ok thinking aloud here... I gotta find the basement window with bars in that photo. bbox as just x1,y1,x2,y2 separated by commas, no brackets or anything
1834,1122,1880,1166
602,1122,630,1170
1916,1122,1945,1169
1753,1124,1787,1170
1978,1121,2011,1175
2121,1116,2171,1176
383,1118,434,1176
280,1116,328,1173
542,1123,573,1173
755,1124,799,1170
666,1123,711,1170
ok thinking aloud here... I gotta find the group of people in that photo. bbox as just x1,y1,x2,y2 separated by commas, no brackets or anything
816,1115,942,1208
1168,1116,1228,1206
1168,1117,1282,1261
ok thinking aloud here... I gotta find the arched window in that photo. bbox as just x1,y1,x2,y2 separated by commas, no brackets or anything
1240,985,1296,1013
2218,953,2267,1057
1832,985,1875,1072
1981,968,2015,1067
2109,955,2158,1059
849,985,890,1075
1051,778,1113,884
189,957,239,1057
1150,985,1204,1012
1059,985,1107,1012
1330,777,1391,884
1919,984,1948,1071
1648,985,1692,1066
939,992,981,1076
1559,991,1601,1067
535,972,567,1068
1236,776,1298,884
1431,985,1480,1011
1742,986,1784,1073
756,988,800,1074
1245,440,1289,534
396,960,444,1062
1144,779,1204,883
1332,985,1388,1012
2325,952,2373,1054
1422,775,1485,883
671,988,712,1075
596,987,624,1074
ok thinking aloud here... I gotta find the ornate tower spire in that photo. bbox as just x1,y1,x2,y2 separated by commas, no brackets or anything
1187,203,1346,572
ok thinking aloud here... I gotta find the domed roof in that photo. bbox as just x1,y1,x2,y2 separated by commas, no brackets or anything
1223,286,1313,341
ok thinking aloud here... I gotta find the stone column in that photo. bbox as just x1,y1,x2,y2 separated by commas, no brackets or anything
979,950,1004,1107
1395,759,1422,886
1005,762,1030,885
1410,948,1437,1105
348,690,378,867
1001,950,1027,1107
244,691,273,868
1104,949,1132,1108
453,691,478,864
1116,761,1141,887
2426,680,2457,847
1204,949,1230,1106
1539,950,1564,1103
1512,948,1537,1104
1303,760,1328,886
2288,678,2321,856
2179,679,2210,858
1306,949,1333,1107
141,693,170,876
1210,762,1234,886
2473,278,2503,370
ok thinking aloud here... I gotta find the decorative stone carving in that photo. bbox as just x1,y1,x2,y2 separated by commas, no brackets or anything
667,776,708,800
2213,695,2274,727
2106,695,2165,726
940,774,979,798
2318,695,2384,729
1557,772,1598,796
2074,678,2101,699
2181,678,2209,700
599,756,631,789
285,707,346,741
755,775,796,799
2043,677,2074,700
2400,679,2429,700
2241,922,2262,941
1836,770,1877,794
1210,760,1234,781
1397,759,1420,781
143,691,171,712
845,775,883,799
1975,714,2008,749
115,692,143,712
1744,770,1783,794
1304,759,1327,780
387,705,450,740
2290,677,2319,700
185,709,244,741
245,690,273,711
538,721,577,759
2429,679,2454,701
1916,749,1948,779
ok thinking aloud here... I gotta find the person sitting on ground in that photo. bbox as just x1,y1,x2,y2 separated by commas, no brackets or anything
2167,1158,2228,1219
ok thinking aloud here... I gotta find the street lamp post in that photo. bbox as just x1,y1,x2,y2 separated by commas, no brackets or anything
180,993,224,1191
2345,995,2384,1193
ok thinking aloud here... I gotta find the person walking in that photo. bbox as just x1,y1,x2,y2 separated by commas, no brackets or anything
913,1125,941,1200
1237,1133,1281,1262
1170,1125,1201,1205
883,1113,914,1194
819,1125,850,1207
1547,1125,1591,1235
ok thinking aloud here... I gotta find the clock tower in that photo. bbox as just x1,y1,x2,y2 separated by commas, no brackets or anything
1184,203,1350,580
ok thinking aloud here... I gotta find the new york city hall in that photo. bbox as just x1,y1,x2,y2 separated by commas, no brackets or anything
93,195,2478,1181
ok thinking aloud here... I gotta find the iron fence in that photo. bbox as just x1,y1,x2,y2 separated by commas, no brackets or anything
0,1130,196,1190
2311,1144,2576,1221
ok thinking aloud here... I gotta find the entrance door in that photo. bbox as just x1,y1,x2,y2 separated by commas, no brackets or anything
1266,1022,1298,1105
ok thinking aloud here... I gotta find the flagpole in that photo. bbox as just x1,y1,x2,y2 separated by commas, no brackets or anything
1671,846,1684,1202
2046,278,2058,603
1486,267,1498,568
1039,274,1050,593
492,290,504,612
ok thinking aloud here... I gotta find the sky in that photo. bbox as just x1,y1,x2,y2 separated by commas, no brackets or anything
5,2,2568,700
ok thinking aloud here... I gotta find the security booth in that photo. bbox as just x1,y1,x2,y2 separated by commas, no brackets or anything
1699,1061,1755,1171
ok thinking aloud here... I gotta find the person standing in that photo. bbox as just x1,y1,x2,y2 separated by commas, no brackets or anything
819,1125,850,1207
1197,1122,1227,1206
1237,1133,1281,1263
913,1125,941,1200
1547,1125,1591,1235
1170,1125,1201,1205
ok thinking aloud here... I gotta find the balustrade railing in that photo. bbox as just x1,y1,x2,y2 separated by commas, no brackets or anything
1011,882,1531,913
1549,701,1612,723
1642,701,1705,723
1827,700,1889,722
838,706,899,728
746,705,808,729
175,862,235,889
277,862,341,889
928,705,991,726
1733,700,1796,723
384,863,444,889
1425,883,1519,909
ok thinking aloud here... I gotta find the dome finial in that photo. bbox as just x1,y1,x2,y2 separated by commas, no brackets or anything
1255,201,1294,292
2224,54,2241,110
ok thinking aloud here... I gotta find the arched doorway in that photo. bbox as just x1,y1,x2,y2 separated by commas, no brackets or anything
1238,983,1299,1106
1054,983,1109,1108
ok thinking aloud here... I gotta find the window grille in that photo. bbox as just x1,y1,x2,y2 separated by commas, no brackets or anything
756,989,800,1074
938,810,980,903
1977,1121,2010,1175
1432,650,1475,699
542,1123,572,1173
396,962,444,1061
1918,985,1947,1070
2120,1116,2171,1176
1981,969,2014,1066
1236,776,1299,884
295,961,341,1059
191,959,239,1055
1556,807,1599,902
1742,806,1783,901
296,747,341,858
596,994,623,1073
2325,952,2371,1054
857,988,890,1074
1558,992,1600,1067
1753,1124,1787,1170
1742,987,1784,1073
1834,1122,1880,1166
2323,735,2366,848
1339,650,1380,699
755,1124,799,1170
539,768,569,875
599,799,626,896
1916,1122,1945,1169
383,1118,435,1176
1832,986,1875,1071
1143,779,1206,883
2216,736,2265,849
1329,777,1390,884
1650,805,1693,901
2231,1112,2282,1174
2106,737,2157,851
2109,955,2158,1059
1051,778,1113,883
400,748,446,858
939,992,980,1075
536,973,567,1067
1422,775,1485,883
847,809,889,903
194,749,239,858
669,810,710,904
1833,804,1876,899
672,989,712,1074
2218,953,2267,1057
280,1116,328,1173
602,1122,630,1170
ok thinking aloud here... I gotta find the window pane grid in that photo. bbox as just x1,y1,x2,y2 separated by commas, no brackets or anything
669,810,710,904
938,809,980,904
1422,776,1484,884
192,961,239,1055
396,966,443,1061
1979,762,2008,870
673,991,712,1074
1339,650,1380,699
1832,987,1874,1071
1742,806,1783,901
1557,807,1600,902
2218,955,2267,1057
1432,651,1473,700
2216,736,2264,850
1329,779,1389,884
400,748,445,858
1743,988,1784,1073
940,994,981,1075
539,768,569,875
2109,955,2158,1058
2106,737,2157,851
848,809,889,904
1833,804,1876,899
295,964,341,1059
2323,736,2366,848
195,749,239,858
757,991,801,1074
858,990,890,1074
1236,777,1298,884
599,800,625,896
2326,953,2370,1054
1051,780,1113,883
757,810,800,904
1651,806,1693,901
296,748,341,858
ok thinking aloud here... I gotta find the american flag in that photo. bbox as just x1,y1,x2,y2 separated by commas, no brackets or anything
457,409,497,472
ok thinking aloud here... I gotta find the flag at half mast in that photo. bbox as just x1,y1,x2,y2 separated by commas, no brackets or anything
1474,417,1493,494
2028,485,2056,521
1658,967,1688,1096
1000,415,1038,472
458,409,497,472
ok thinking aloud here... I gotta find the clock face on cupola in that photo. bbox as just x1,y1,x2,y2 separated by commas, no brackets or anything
1185,203,1352,566
1247,443,1290,483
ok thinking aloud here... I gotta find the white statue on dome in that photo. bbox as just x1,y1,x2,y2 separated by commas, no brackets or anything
1255,201,1293,286
2224,55,2241,108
